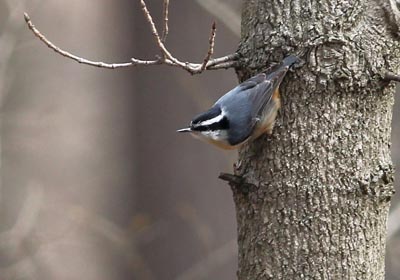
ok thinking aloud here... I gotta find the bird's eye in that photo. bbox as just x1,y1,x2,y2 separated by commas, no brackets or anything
190,123,207,131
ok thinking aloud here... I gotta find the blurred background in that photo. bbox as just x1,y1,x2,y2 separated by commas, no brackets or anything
1,0,399,279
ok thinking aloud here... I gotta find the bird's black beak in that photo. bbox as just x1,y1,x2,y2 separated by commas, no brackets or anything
176,128,192,133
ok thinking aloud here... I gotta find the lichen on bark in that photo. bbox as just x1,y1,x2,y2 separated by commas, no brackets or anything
230,0,400,279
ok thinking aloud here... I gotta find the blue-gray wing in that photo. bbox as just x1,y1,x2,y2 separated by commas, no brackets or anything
230,55,296,122
217,73,274,119
215,74,274,145
215,56,297,145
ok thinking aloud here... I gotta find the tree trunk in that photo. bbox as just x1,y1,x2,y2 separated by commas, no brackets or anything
230,0,400,279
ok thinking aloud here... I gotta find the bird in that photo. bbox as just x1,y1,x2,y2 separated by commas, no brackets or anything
177,55,298,149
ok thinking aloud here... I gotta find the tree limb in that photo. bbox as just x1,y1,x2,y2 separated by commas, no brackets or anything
161,0,169,43
23,0,239,74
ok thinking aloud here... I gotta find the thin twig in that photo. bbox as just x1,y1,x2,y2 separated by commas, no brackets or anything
139,0,176,62
219,172,257,194
219,172,243,185
24,13,135,69
24,0,239,74
161,0,169,43
204,60,238,70
200,22,216,72
206,53,239,67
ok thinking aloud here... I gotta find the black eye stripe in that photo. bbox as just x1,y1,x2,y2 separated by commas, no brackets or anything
192,125,208,131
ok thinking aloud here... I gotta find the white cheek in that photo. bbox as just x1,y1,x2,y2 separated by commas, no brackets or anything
190,130,229,145
201,130,228,141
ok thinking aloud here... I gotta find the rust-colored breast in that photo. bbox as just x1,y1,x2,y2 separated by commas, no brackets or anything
253,88,281,139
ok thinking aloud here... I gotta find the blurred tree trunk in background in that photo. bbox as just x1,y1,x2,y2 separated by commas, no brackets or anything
1,1,138,279
231,0,400,279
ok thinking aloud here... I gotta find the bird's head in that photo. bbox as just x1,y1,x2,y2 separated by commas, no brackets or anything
177,106,233,149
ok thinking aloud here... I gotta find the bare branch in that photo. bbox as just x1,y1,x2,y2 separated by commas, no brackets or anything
24,13,135,69
200,22,216,71
162,0,170,43
219,172,257,194
138,0,234,74
24,0,239,74
206,53,239,67
139,0,175,62
219,172,243,185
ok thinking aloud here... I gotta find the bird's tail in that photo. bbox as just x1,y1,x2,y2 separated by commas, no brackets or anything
281,55,299,68
265,55,298,86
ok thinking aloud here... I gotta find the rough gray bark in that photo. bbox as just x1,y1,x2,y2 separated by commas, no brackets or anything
229,0,400,279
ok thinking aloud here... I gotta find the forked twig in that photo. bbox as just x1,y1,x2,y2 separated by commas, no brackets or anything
161,0,169,43
24,0,239,74
139,0,176,62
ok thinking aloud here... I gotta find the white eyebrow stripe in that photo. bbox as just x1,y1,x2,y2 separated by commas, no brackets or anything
199,113,224,126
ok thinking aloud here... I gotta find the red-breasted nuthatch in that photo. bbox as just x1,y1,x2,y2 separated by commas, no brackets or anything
177,55,298,149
